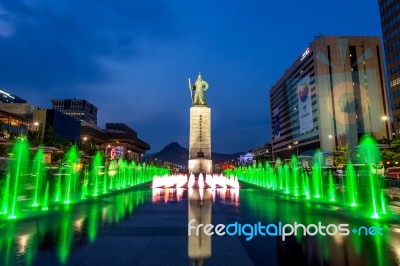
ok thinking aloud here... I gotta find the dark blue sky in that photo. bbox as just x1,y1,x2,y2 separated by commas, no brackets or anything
0,0,382,153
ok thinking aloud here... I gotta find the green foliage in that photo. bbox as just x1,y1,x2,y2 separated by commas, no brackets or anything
378,137,390,145
81,139,97,157
43,126,73,151
255,154,274,165
379,138,400,167
27,130,40,147
333,144,349,166
0,144,11,157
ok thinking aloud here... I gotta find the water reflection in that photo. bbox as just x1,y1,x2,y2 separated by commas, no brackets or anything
0,189,151,265
151,187,240,264
188,189,212,264
229,189,400,265
217,188,239,205
152,188,185,203
0,185,400,265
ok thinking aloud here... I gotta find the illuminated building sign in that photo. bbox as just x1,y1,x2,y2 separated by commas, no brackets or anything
297,75,313,133
239,153,254,164
300,47,310,61
106,146,125,159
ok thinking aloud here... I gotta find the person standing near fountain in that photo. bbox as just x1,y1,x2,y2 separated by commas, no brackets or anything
189,73,209,106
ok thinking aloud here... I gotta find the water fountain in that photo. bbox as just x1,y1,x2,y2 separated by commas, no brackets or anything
311,151,323,199
31,148,44,207
0,138,170,220
90,151,103,197
357,135,386,218
345,161,357,207
3,137,29,219
225,134,390,219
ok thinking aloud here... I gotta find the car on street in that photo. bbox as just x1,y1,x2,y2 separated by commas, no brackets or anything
385,167,400,179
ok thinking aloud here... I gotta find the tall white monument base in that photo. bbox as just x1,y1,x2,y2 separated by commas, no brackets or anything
188,106,212,174
188,158,212,175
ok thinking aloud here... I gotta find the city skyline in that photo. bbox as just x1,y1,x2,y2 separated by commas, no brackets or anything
0,0,383,153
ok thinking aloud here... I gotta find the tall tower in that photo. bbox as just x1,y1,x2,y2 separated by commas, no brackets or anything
378,0,400,137
188,73,212,174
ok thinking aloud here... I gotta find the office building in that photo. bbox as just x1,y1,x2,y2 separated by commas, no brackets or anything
51,99,98,124
251,143,273,162
270,36,390,159
0,103,38,119
0,88,26,103
379,0,400,136
33,109,81,143
0,109,30,138
0,89,38,137
104,123,150,161
75,122,151,161
80,121,108,145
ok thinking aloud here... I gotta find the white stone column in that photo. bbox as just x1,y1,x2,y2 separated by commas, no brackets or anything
188,106,212,174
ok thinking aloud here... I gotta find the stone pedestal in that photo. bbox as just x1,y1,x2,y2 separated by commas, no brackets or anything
188,106,212,174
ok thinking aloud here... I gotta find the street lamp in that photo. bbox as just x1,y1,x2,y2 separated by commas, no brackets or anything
381,115,391,140
328,134,334,150
32,121,43,143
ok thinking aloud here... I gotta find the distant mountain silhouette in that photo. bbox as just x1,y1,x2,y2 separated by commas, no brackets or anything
145,142,243,166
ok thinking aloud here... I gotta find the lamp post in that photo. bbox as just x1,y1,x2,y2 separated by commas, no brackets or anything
288,145,293,158
293,141,299,157
33,122,39,143
382,115,390,140
328,134,334,152
33,121,43,144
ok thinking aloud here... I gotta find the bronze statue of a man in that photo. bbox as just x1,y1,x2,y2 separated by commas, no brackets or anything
188,73,209,106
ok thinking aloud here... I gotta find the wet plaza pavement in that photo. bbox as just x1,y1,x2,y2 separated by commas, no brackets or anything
1,185,400,266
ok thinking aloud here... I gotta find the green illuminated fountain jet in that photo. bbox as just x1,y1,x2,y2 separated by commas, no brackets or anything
7,137,29,219
229,134,389,220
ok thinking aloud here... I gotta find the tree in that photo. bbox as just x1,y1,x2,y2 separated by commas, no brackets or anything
333,144,350,166
27,130,41,147
81,139,97,157
0,144,11,157
380,138,400,167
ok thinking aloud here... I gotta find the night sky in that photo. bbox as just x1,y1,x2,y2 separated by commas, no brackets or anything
0,0,382,153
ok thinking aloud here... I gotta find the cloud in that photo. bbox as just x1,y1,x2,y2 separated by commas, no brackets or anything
0,0,174,91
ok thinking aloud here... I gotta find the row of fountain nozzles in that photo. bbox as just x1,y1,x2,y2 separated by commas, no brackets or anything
152,173,239,190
